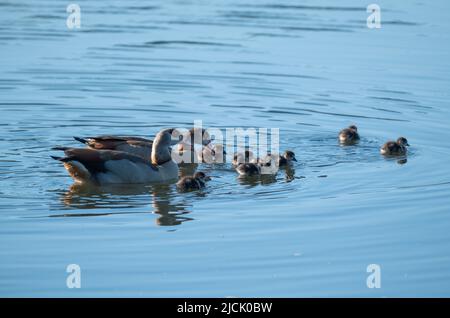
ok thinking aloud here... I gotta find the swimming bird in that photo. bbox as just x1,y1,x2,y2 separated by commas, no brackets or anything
176,171,211,192
235,155,278,176
52,129,179,185
339,125,360,144
232,150,256,167
74,128,211,161
380,137,410,156
270,150,297,167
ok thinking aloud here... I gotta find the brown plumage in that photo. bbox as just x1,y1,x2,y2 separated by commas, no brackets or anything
235,163,261,176
232,150,255,166
74,136,153,159
176,171,211,191
275,150,297,167
380,137,410,156
339,125,360,144
74,128,211,162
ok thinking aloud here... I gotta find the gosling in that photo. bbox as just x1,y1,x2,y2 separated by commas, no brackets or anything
380,137,410,156
232,150,256,167
236,155,277,176
176,171,211,191
273,150,297,167
339,125,360,144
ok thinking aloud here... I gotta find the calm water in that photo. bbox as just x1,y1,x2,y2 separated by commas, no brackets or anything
1,0,450,297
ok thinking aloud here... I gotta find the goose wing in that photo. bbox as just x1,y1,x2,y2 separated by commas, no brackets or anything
74,135,152,148
73,136,153,159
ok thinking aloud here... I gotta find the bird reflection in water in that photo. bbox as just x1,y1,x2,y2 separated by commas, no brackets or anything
60,182,196,226
236,166,296,187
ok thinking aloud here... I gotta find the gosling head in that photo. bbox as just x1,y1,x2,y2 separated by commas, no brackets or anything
283,150,297,162
194,171,211,182
397,137,410,147
349,125,358,131
188,128,211,146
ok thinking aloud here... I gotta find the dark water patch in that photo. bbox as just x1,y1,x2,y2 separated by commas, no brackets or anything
25,14,63,20
240,72,323,80
383,20,421,26
210,104,265,110
296,122,320,127
81,24,168,33
218,10,308,21
120,41,242,48
281,26,353,33
312,97,349,104
295,101,329,107
369,96,419,104
370,107,403,114
295,108,409,122
241,4,366,12
265,110,312,116
368,88,413,95
248,32,302,38
0,2,27,8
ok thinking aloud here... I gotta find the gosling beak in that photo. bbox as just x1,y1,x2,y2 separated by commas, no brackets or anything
293,157,298,162
202,139,212,146
406,143,410,147
204,176,212,181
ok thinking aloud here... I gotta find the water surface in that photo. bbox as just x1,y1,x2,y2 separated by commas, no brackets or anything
1,0,450,297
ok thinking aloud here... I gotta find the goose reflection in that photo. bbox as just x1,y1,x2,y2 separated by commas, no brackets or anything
59,182,195,226
150,184,194,226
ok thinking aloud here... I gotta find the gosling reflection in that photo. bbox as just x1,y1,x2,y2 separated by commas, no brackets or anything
237,165,296,186
237,174,277,187
60,182,195,226
285,166,296,182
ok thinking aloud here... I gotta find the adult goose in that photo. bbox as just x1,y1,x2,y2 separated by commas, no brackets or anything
52,129,179,185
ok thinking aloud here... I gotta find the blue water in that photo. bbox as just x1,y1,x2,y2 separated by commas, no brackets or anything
1,0,450,297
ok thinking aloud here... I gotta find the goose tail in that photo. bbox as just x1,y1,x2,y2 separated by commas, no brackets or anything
51,155,92,183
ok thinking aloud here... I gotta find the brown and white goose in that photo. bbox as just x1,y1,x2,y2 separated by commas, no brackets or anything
52,129,179,185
